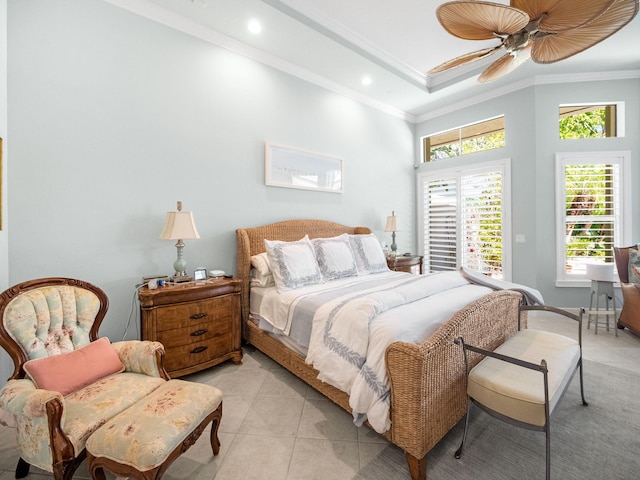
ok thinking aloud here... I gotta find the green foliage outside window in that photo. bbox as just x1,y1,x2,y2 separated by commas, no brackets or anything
564,164,614,268
431,131,505,160
560,110,606,138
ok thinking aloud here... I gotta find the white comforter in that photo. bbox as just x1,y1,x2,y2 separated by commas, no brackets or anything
305,271,492,433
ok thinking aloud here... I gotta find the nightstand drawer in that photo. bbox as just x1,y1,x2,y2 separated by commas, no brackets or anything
163,333,233,373
155,296,234,331
157,318,232,349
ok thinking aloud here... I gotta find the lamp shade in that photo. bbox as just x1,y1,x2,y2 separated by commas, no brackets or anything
384,212,397,232
159,203,200,240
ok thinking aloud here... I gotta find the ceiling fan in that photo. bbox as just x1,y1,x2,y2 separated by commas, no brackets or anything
428,0,639,83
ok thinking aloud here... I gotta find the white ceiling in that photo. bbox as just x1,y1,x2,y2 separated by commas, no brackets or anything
109,0,640,121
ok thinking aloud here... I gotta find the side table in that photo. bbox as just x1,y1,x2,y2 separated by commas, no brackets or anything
138,277,243,377
387,255,424,274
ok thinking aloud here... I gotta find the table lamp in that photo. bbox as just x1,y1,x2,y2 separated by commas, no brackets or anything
384,211,397,256
159,201,200,282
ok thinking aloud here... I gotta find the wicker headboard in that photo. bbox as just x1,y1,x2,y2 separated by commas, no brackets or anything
235,219,371,324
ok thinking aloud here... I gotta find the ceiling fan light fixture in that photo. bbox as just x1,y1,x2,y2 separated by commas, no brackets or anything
429,0,639,82
503,30,530,52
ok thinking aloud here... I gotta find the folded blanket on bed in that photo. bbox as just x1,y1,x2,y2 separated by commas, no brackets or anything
460,267,544,305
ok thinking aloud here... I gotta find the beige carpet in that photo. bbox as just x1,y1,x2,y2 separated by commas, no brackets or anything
353,360,639,480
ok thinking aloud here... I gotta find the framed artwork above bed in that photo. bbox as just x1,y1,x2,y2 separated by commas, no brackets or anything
264,141,343,193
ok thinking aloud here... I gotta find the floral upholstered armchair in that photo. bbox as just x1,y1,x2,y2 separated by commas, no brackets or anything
0,278,170,480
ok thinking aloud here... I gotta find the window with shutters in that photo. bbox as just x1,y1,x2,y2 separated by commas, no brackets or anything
555,151,631,285
418,160,511,280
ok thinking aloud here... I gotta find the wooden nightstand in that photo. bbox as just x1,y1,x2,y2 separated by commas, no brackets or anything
138,277,242,377
387,255,424,274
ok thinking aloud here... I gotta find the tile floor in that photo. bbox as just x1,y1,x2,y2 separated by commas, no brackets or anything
0,310,638,480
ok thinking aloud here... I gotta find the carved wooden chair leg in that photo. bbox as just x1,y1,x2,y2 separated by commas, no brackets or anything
209,404,222,456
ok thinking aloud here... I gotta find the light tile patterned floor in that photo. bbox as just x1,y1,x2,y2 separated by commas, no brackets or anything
0,310,638,480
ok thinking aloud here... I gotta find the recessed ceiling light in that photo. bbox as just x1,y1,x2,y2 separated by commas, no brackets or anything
248,18,262,34
361,75,373,86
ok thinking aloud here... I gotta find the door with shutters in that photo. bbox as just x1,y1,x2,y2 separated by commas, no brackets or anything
418,160,511,280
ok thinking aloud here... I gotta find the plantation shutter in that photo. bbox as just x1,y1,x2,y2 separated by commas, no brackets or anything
423,178,458,272
421,167,505,278
460,171,503,277
563,163,618,273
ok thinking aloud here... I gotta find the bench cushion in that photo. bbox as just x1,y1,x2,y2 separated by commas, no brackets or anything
86,379,223,472
468,329,580,427
64,373,166,455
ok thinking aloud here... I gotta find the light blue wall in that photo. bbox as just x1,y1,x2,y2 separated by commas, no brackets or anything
1,0,8,382
416,79,640,307
4,0,415,355
0,0,7,290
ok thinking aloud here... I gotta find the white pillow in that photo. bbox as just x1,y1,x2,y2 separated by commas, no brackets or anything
251,252,271,276
251,268,275,288
312,234,358,281
349,234,389,275
264,235,323,292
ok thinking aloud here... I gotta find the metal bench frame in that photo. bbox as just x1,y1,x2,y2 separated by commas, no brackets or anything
454,305,588,480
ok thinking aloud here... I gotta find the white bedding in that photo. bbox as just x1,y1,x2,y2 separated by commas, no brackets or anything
252,270,495,433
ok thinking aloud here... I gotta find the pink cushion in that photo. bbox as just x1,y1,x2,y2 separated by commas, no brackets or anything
24,337,125,395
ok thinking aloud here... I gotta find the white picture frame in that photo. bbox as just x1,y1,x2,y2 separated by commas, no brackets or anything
265,142,343,193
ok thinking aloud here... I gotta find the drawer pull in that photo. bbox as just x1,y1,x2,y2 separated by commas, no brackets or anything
191,346,208,354
191,329,208,337
190,313,208,320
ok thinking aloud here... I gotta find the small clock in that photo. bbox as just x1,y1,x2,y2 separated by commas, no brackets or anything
194,267,207,281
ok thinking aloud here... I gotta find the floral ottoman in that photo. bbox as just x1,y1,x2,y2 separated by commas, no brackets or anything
86,379,223,480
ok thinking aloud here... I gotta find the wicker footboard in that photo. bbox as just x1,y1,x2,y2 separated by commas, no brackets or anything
385,289,523,479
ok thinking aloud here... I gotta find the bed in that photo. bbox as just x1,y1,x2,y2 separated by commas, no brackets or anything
236,219,524,480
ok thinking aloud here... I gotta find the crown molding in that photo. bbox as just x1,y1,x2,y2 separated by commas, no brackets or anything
417,69,640,123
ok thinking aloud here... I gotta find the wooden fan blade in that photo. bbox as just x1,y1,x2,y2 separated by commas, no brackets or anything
478,44,532,83
511,0,616,32
436,1,529,40
428,46,501,74
531,0,639,63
